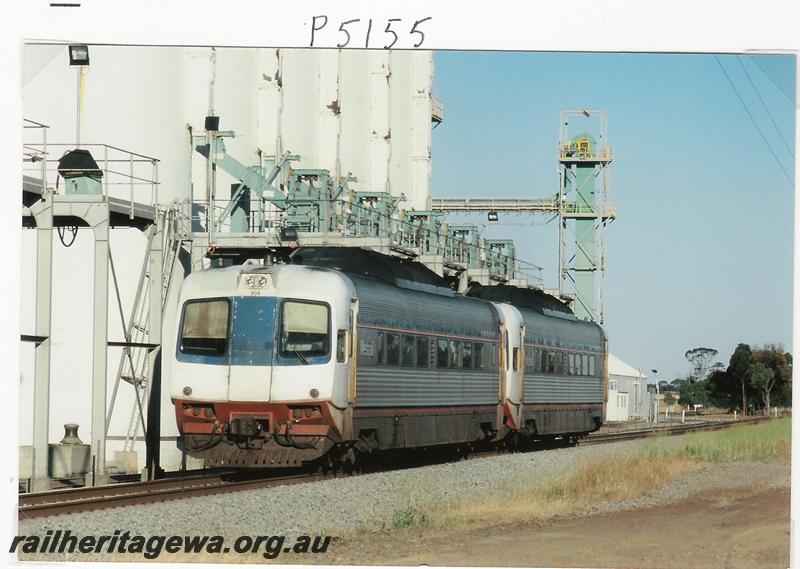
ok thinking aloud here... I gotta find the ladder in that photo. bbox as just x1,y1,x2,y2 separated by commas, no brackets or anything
107,209,182,454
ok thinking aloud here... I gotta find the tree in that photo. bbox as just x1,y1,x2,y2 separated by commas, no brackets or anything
707,369,735,410
662,392,677,412
679,380,709,409
684,347,723,383
728,343,753,415
669,378,686,392
750,362,775,415
704,343,792,414
751,344,792,412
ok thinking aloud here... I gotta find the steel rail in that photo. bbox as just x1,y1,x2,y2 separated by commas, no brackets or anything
18,471,324,520
582,416,769,446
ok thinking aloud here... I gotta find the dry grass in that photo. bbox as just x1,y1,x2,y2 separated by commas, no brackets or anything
387,418,791,533
426,451,700,530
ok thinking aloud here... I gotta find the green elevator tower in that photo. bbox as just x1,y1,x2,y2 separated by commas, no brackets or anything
558,111,615,323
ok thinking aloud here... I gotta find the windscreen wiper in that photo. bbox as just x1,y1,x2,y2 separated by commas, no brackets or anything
294,350,309,365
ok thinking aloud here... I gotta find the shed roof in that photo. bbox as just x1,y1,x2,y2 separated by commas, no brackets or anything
608,353,648,380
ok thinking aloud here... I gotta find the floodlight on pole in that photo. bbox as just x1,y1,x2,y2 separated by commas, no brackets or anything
68,45,89,148
68,45,90,66
651,369,659,424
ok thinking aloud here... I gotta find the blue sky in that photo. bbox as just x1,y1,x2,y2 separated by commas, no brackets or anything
430,52,795,382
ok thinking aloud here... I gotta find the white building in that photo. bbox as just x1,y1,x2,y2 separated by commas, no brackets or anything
20,45,438,476
606,354,653,422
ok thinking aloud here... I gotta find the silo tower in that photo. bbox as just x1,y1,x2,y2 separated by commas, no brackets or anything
558,110,615,324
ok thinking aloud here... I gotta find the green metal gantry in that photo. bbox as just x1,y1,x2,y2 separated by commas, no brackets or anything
429,109,617,323
558,109,615,324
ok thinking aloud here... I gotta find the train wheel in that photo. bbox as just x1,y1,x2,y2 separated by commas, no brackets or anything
343,447,358,475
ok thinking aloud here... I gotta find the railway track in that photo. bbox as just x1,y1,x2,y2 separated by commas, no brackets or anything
19,416,771,520
583,416,769,445
18,470,325,520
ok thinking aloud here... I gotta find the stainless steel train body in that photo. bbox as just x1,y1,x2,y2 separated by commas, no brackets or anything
165,261,607,468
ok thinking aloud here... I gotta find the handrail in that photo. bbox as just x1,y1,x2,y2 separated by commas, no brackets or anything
21,124,160,212
177,197,544,287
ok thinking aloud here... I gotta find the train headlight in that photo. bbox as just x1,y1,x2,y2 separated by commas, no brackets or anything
309,388,319,399
243,274,270,289
183,386,192,396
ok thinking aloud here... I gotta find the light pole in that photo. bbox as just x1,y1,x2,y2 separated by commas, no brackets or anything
68,45,90,148
651,369,659,425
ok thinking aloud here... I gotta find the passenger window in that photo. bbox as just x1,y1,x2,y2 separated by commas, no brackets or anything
512,347,519,372
553,351,562,374
547,351,555,374
386,333,400,365
336,330,346,363
449,340,460,368
416,337,429,368
540,351,548,374
436,338,449,368
180,299,230,356
568,353,575,375
402,335,415,367
462,342,473,369
473,342,484,370
562,353,569,376
589,355,596,377
377,332,385,364
492,344,497,367
504,331,509,370
581,354,588,376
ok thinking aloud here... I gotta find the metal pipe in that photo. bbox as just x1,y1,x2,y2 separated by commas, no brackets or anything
103,146,108,198
41,126,47,191
208,47,216,117
206,130,214,246
129,154,134,219
75,68,81,148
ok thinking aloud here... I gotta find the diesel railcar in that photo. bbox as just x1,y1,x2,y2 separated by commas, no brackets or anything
164,248,607,469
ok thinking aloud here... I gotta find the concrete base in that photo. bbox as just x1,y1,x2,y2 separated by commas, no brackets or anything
19,446,33,479
48,443,90,478
84,471,110,487
111,451,139,474
29,477,51,493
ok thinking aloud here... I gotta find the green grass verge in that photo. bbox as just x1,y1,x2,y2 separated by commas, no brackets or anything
680,417,791,462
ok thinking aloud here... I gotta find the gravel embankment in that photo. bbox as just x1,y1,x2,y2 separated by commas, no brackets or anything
16,435,790,562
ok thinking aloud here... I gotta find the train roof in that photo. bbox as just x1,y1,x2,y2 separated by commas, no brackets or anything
465,284,574,317
289,247,454,297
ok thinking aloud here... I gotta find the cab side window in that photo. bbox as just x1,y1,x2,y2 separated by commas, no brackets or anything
336,330,346,362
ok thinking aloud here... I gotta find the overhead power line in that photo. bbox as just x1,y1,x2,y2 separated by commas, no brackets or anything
736,56,794,158
714,55,794,187
746,55,795,105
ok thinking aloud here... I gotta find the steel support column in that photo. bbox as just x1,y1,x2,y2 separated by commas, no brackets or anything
144,214,163,479
30,194,53,492
88,203,109,485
